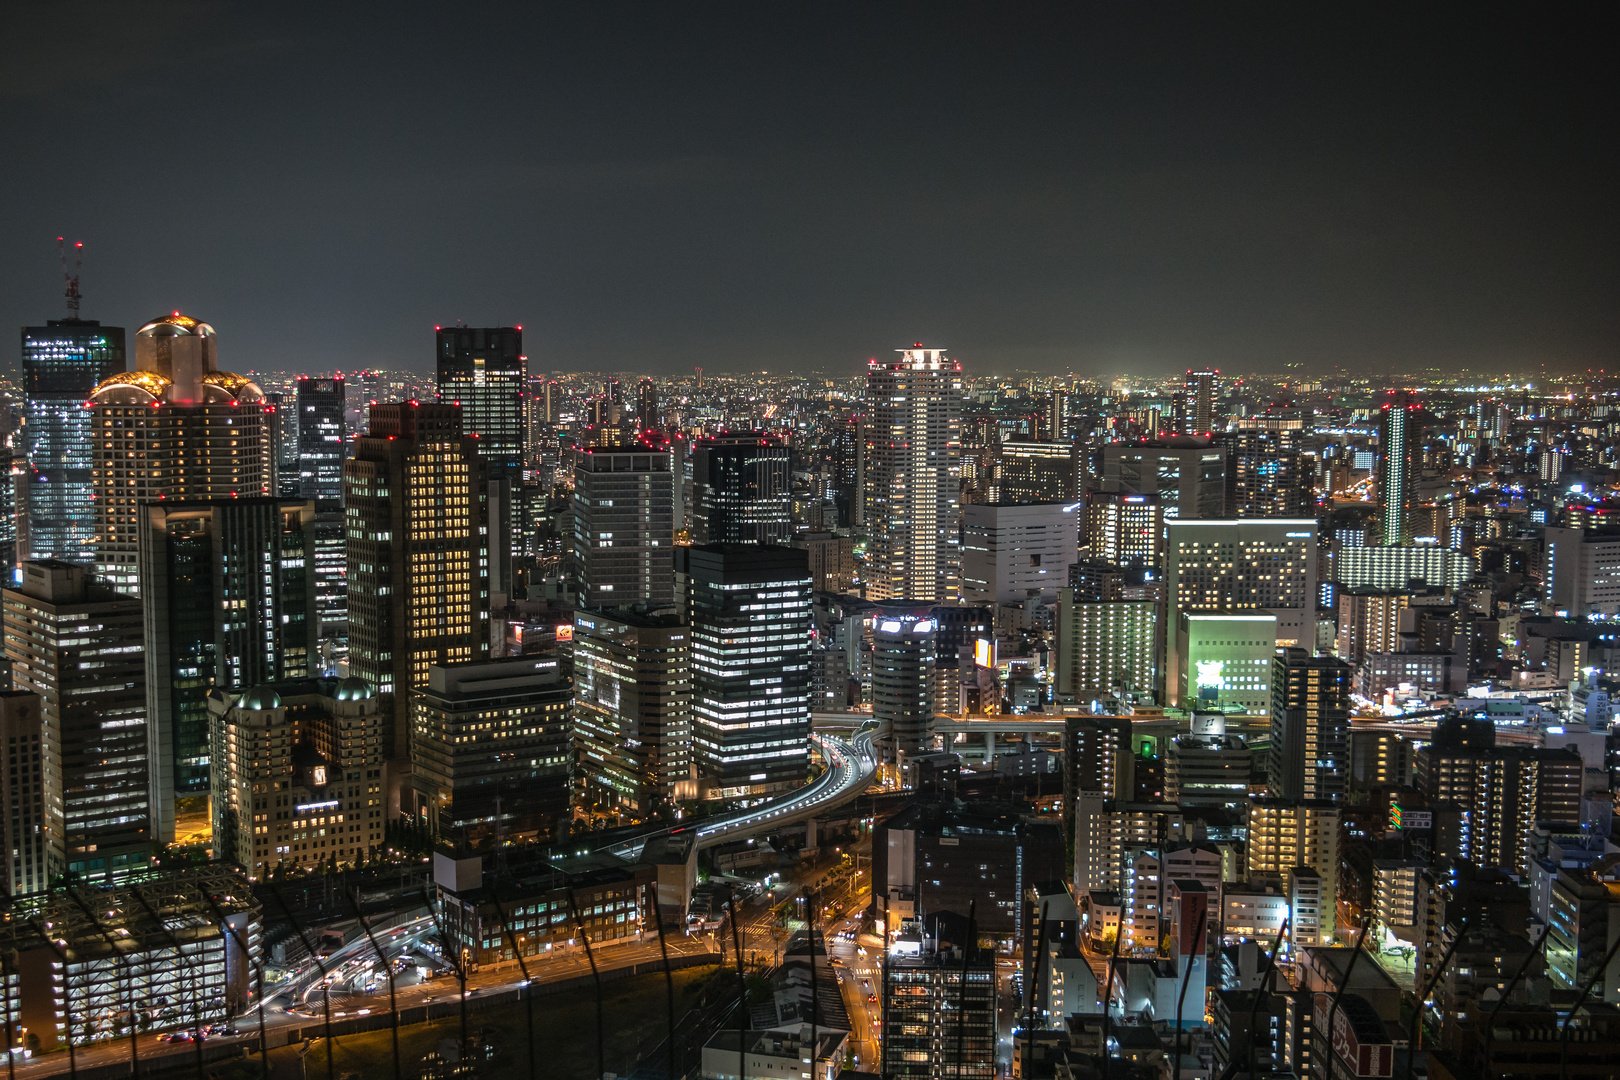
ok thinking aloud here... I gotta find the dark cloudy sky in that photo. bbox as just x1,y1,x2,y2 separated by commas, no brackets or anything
3,3,1616,379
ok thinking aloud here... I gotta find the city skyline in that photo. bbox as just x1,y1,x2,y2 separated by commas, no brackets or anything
3,7,1616,379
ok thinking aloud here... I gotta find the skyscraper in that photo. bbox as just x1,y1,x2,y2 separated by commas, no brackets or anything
0,692,62,896
409,656,572,844
862,347,962,602
1376,390,1421,546
1162,518,1318,701
437,327,524,602
1098,437,1227,520
1053,588,1159,705
691,432,792,545
572,608,693,817
1184,369,1219,433
872,603,937,762
436,326,525,479
573,446,675,610
3,560,149,883
88,314,270,594
296,375,347,501
960,502,1079,606
1221,428,1313,518
636,376,659,431
139,498,318,842
346,403,490,785
678,544,813,796
1267,647,1351,802
20,318,125,563
1082,491,1163,569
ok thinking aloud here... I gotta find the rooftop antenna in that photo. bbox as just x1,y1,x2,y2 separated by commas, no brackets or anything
58,237,83,318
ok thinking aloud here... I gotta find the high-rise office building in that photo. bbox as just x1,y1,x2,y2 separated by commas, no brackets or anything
872,603,937,763
960,502,1079,606
0,692,62,896
346,403,490,783
678,544,812,796
691,432,792,545
1222,428,1314,518
1375,390,1421,546
342,369,380,447
573,446,675,610
1335,589,1412,667
862,347,962,602
313,506,348,659
1333,544,1474,591
1098,437,1227,520
1184,369,1219,433
989,440,1084,503
410,656,572,844
1267,648,1351,803
1163,518,1317,700
209,677,384,878
296,376,347,501
435,326,526,479
572,608,693,816
88,314,270,594
20,318,125,564
882,925,995,1080
635,377,659,431
139,498,318,842
1083,491,1163,569
3,560,148,882
1053,589,1159,705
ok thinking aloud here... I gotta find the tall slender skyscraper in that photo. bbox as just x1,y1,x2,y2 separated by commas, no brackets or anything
691,432,792,545
20,318,125,563
573,446,675,610
346,403,490,796
1267,647,1351,802
89,314,269,594
435,326,525,479
139,498,318,842
677,544,813,796
3,560,149,883
636,376,660,431
1376,390,1421,546
1184,368,1219,434
436,326,524,599
871,603,937,763
296,376,347,501
862,347,962,602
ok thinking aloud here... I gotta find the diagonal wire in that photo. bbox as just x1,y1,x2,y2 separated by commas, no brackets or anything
1403,917,1469,1080
126,884,209,1080
726,889,747,1080
484,887,536,1080
0,892,78,1079
420,885,470,1064
63,887,142,1080
1561,918,1620,1080
1483,918,1554,1067
566,887,606,1080
342,890,401,1080
1099,915,1125,1080
1025,898,1047,1080
957,898,978,1080
267,882,336,1080
198,889,270,1080
1322,922,1372,1080
649,888,678,1080
1172,908,1209,1080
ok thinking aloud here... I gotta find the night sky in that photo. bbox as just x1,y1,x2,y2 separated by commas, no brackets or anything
3,4,1615,379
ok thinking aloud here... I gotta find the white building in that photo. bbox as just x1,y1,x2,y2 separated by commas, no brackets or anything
1163,518,1317,700
862,347,962,602
961,501,1079,605
1335,545,1475,591
1544,527,1620,618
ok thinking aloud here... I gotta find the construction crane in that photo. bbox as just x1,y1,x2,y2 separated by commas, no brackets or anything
58,236,83,318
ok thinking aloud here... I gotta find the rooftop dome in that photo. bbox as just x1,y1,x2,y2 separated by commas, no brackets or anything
238,686,283,712
138,313,215,338
335,677,375,701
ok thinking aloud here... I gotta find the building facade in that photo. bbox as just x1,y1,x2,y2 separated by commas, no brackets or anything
572,447,676,611
862,348,962,602
295,376,346,501
960,502,1079,606
20,318,125,563
691,432,792,546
